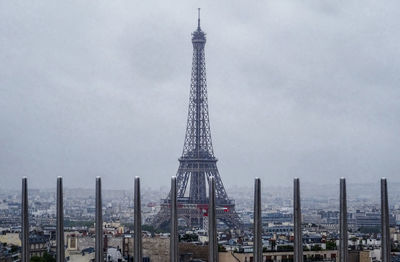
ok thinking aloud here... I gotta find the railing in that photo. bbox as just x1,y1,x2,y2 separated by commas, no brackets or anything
19,176,391,262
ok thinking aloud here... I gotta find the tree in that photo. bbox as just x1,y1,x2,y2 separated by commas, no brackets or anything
30,256,42,262
326,240,337,250
218,244,227,252
30,252,55,262
43,252,56,262
311,245,322,251
179,233,198,242
10,245,19,253
277,245,293,252
271,240,276,251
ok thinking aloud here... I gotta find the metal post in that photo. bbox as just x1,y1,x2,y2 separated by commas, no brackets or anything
294,178,303,262
170,176,178,262
21,177,29,262
381,178,390,262
254,178,262,262
56,177,65,262
95,177,103,262
208,176,218,262
134,177,142,262
339,178,348,262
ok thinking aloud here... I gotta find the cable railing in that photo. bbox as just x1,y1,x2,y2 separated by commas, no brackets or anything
18,177,391,262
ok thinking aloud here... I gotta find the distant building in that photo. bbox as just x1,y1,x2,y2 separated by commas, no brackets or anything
219,250,337,262
106,247,123,262
265,225,293,233
121,234,133,259
356,212,395,228
122,235,208,262
262,213,292,224
67,247,95,262
0,242,20,262
67,234,78,251
28,233,49,257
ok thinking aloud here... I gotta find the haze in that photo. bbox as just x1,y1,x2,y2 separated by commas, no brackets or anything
0,1,399,190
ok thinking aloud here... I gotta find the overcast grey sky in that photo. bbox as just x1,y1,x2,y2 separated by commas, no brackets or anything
0,1,399,190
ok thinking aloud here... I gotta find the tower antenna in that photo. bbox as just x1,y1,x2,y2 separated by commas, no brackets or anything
198,8,201,29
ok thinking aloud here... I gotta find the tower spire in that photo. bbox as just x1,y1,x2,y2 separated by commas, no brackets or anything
198,8,201,30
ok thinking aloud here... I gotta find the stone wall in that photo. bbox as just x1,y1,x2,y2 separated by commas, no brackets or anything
142,237,169,262
179,242,208,261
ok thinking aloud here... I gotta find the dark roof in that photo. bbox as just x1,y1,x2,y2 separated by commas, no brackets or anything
29,234,48,244
82,247,95,254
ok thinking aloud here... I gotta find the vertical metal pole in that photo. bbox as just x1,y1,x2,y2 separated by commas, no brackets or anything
208,176,218,262
339,178,348,262
134,177,142,262
381,178,390,262
21,177,30,262
170,176,178,262
254,178,262,262
294,178,303,262
95,177,103,262
56,177,65,262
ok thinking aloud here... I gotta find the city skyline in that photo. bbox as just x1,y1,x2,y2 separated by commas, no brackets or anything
1,1,400,190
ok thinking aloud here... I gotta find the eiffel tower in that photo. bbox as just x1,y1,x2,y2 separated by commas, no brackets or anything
152,10,242,229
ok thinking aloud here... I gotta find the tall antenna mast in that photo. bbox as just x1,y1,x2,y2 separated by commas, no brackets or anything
198,8,201,29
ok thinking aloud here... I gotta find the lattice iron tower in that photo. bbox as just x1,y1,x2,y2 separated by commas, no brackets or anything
152,10,242,229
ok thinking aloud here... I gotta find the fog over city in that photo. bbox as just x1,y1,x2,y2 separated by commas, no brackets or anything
1,0,399,190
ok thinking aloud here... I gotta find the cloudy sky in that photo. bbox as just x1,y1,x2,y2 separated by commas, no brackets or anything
1,1,399,190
